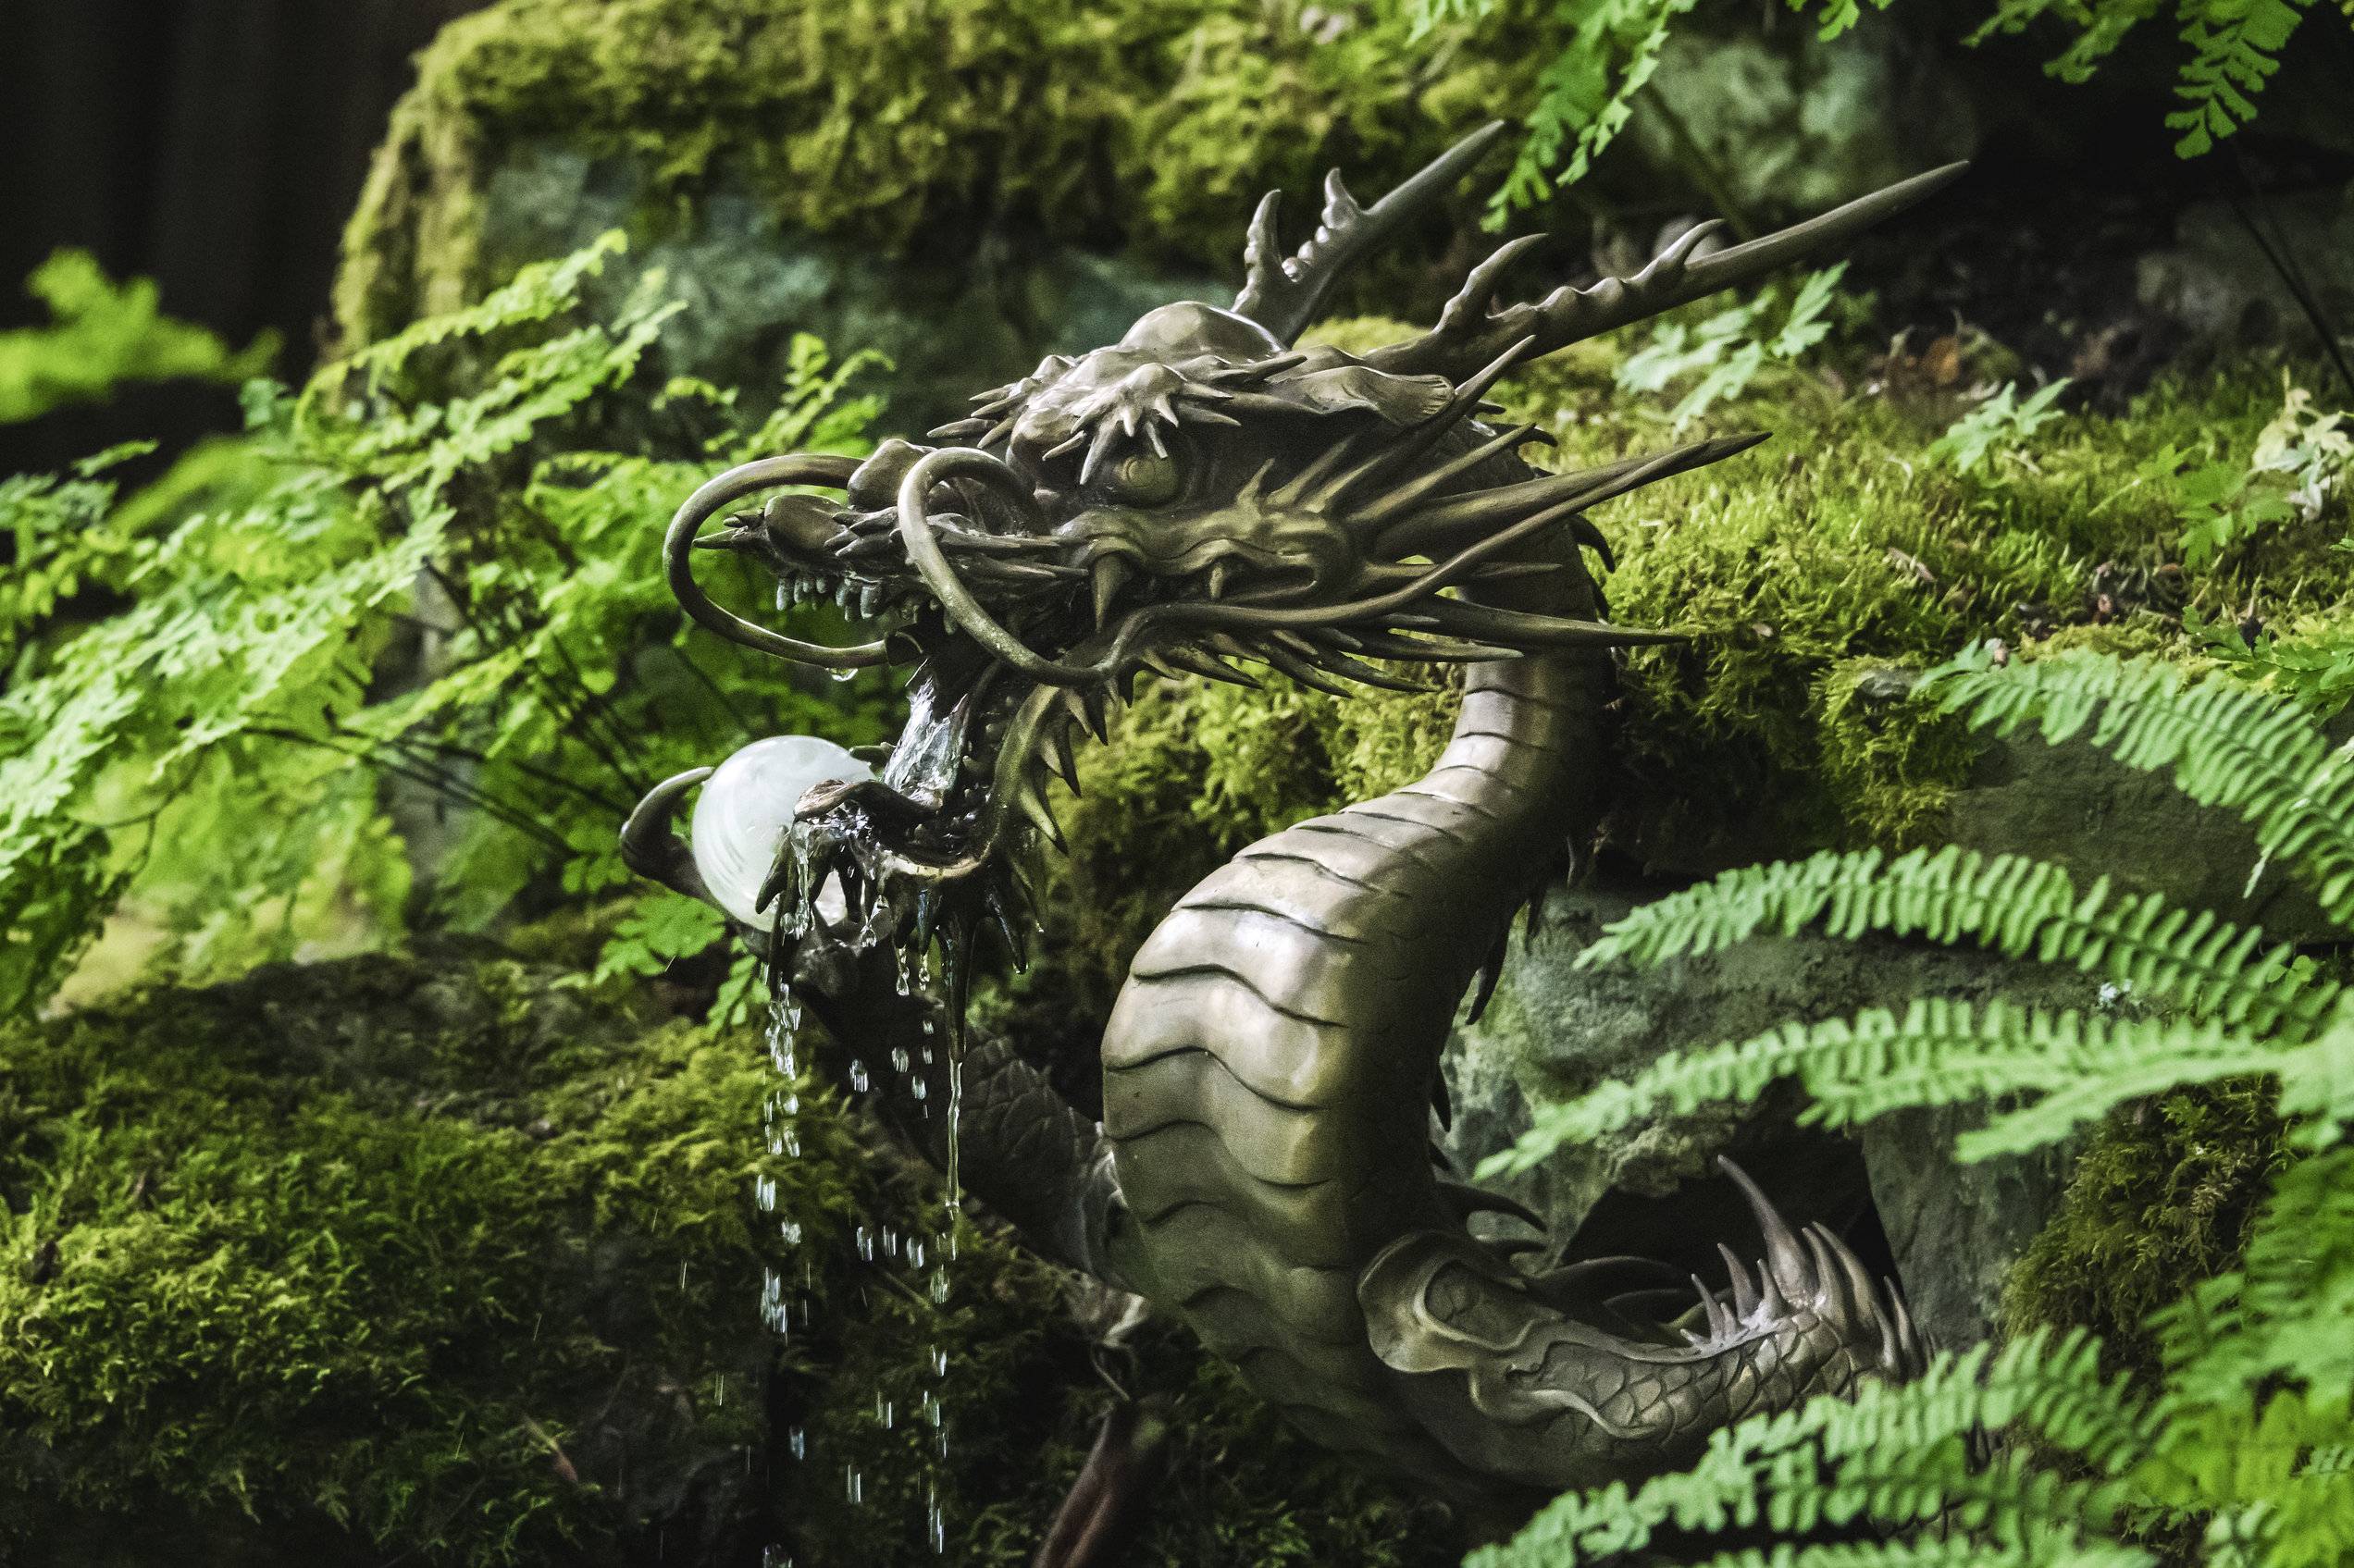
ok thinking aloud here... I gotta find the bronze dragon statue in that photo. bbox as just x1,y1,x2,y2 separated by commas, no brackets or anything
622,123,1953,1530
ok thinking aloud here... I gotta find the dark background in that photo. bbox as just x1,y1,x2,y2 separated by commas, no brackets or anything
0,0,483,477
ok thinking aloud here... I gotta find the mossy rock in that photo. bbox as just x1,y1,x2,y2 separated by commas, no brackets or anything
0,941,807,1564
330,0,1577,437
0,938,1463,1566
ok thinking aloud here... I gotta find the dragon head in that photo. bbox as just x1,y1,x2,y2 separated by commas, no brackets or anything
624,124,1964,1047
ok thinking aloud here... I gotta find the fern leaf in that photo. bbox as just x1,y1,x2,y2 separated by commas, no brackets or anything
1579,845,2333,1034
1925,650,2354,932
1480,998,2295,1178
2162,0,2314,156
2160,1148,2354,1406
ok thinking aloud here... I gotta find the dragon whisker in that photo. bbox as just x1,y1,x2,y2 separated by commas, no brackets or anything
1372,431,1767,561
1270,426,1368,508
1350,421,1554,531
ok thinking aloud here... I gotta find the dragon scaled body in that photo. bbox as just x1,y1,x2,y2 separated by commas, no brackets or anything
626,123,1957,1527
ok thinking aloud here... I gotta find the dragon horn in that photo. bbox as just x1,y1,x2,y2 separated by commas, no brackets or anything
1364,161,1970,382
1232,121,1512,346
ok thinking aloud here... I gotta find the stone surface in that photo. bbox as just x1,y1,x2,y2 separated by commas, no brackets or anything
479,142,1229,440
2134,179,2354,366
1942,719,2352,945
1437,874,2100,1344
1863,1100,2080,1354
1623,9,1979,223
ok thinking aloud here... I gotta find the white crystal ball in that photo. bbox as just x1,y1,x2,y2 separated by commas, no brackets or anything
688,735,874,930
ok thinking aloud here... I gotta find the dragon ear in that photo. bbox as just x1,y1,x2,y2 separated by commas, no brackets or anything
1231,121,1511,347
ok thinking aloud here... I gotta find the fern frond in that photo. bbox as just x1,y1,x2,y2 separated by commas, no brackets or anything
2159,1148,2354,1406
1579,845,2335,1035
2163,0,2315,157
1480,998,2297,1178
1683,1536,2150,1568
1470,1332,2153,1568
1925,650,2354,932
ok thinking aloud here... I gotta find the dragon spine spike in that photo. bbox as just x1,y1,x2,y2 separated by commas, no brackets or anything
1890,1281,1927,1371
1367,160,1971,381
1822,1222,1886,1331
1874,1281,1904,1370
1375,430,1767,561
1803,1227,1845,1318
1255,636,1359,698
1014,779,1065,851
1467,926,1508,1022
1432,232,1547,339
1692,1275,1735,1341
1048,715,1082,791
1360,333,1542,500
1159,643,1260,687
1718,1243,1761,1320
1232,120,1511,344
1723,1155,1818,1303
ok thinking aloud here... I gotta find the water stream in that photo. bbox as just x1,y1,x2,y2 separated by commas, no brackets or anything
758,935,963,1557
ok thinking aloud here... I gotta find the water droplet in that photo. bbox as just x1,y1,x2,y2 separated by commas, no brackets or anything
788,1426,805,1460
849,1058,870,1093
830,666,857,683
891,1046,911,1073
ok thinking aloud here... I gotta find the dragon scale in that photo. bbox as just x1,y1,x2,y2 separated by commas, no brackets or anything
625,123,1957,1524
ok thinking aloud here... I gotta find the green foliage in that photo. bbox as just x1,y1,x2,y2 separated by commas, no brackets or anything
1414,0,1719,218
1477,651,2354,1566
1616,265,1851,432
591,891,729,982
1927,379,2075,475
1927,646,2354,928
0,251,277,424
0,235,894,1018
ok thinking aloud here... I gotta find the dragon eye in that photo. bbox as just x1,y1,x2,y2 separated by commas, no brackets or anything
1098,447,1181,506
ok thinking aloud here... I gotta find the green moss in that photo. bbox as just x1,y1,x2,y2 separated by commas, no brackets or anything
334,0,1562,348
0,945,844,1562
0,934,1455,1564
2002,1079,2298,1386
1493,347,2354,851
971,662,1466,1060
